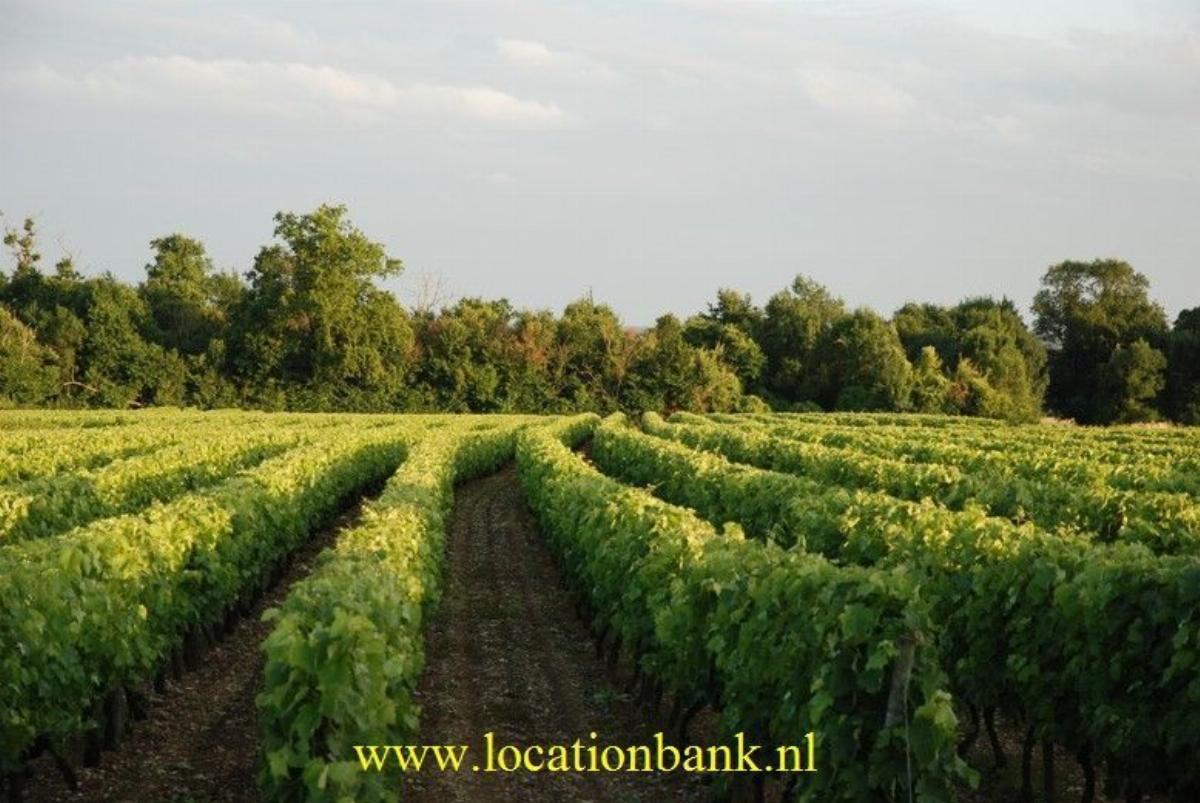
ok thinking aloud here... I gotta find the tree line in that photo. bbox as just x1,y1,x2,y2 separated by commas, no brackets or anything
1,205,1196,424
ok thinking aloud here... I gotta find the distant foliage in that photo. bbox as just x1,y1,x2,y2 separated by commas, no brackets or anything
0,306,58,405
1,211,1196,422
1033,259,1169,424
1167,308,1200,424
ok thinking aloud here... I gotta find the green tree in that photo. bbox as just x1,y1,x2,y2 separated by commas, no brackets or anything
229,204,413,409
38,304,87,392
946,358,1000,418
410,298,515,411
0,305,58,405
2,217,42,280
819,308,913,411
507,309,561,412
1167,308,1200,424
53,255,80,282
893,303,960,365
1099,338,1167,423
955,298,1046,421
910,345,953,413
0,222,86,394
683,316,765,388
704,288,764,337
553,298,633,412
80,276,184,407
1033,259,1168,423
625,315,743,413
1,217,51,326
140,234,237,356
2,217,178,407
893,298,1045,421
759,276,845,403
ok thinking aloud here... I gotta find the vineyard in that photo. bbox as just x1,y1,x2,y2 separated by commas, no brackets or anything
0,410,1197,802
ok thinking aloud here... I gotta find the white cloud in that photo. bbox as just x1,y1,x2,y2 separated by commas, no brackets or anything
4,0,1199,324
131,11,317,53
4,56,568,128
496,38,618,84
467,171,517,185
497,39,558,67
795,65,916,117
410,84,566,127
981,114,1031,145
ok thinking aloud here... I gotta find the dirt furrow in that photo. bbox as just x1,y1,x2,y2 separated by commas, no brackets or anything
402,465,708,803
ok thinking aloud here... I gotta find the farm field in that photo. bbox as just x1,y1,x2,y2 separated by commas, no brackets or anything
1,410,1197,803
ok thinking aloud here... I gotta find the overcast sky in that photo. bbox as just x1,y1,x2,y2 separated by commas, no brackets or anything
1,0,1197,325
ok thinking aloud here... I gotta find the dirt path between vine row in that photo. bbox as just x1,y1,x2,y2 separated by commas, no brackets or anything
401,465,709,803
20,496,375,803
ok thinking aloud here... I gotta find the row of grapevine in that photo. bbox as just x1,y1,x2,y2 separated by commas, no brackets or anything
0,426,182,485
0,410,471,493
0,411,151,431
0,428,304,541
516,415,967,802
744,411,1200,445
257,420,527,802
0,410,412,486
0,408,423,432
594,414,1200,799
630,414,1200,799
725,412,1200,462
708,413,1200,497
751,412,1004,430
0,423,413,778
652,413,1200,554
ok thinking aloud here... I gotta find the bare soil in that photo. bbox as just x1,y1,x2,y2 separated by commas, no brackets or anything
956,709,1170,803
401,464,710,803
